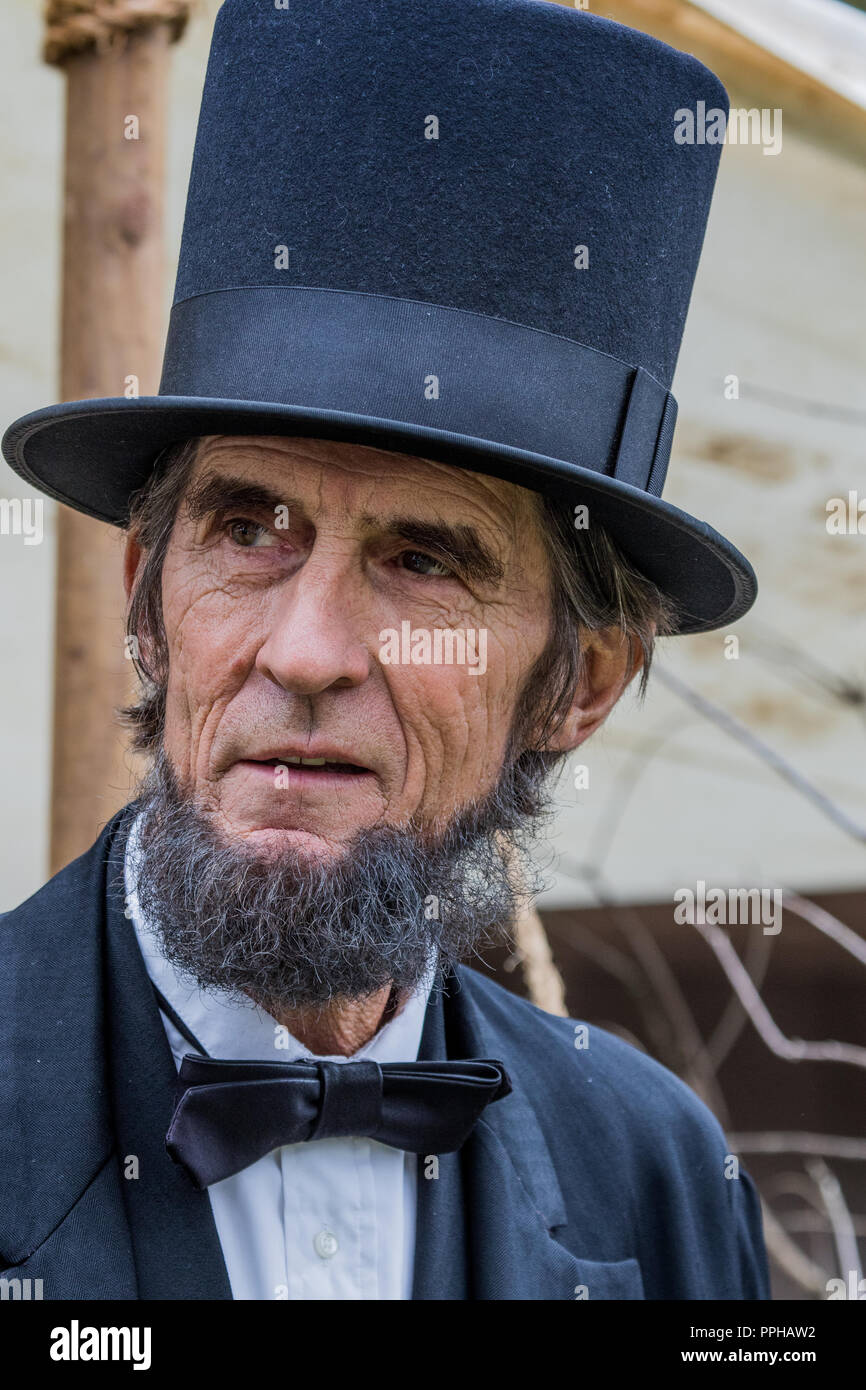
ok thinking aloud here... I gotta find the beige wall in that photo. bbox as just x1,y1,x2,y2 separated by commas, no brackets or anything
543,124,866,909
1,0,863,911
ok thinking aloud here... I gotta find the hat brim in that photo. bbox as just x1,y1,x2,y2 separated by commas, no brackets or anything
2,395,756,634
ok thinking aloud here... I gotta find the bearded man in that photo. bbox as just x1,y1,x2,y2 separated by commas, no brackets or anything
0,0,769,1300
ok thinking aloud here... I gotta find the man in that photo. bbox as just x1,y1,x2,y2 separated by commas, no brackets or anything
1,0,768,1299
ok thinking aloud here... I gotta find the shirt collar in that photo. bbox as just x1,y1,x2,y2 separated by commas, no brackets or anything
124,811,435,1066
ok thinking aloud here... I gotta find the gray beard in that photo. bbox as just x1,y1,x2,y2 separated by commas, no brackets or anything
131,749,555,1014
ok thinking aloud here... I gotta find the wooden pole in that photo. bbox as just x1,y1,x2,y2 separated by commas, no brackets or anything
44,2,189,872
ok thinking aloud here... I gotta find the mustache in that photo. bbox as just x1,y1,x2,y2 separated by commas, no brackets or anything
207,703,392,781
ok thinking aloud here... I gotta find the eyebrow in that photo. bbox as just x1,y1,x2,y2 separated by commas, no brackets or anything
185,474,289,523
184,471,505,586
374,516,504,587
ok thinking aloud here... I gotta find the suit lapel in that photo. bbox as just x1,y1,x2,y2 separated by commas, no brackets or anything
416,969,620,1300
103,812,232,1300
411,974,470,1299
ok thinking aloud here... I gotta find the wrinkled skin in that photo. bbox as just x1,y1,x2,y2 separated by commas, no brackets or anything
124,436,639,1050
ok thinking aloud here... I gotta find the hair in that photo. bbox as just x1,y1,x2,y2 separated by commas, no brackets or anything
121,437,678,767
507,490,679,772
122,437,202,753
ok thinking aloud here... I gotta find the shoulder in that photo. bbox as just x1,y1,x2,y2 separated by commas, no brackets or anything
2,807,131,919
455,964,729,1162
0,807,132,1005
456,965,770,1298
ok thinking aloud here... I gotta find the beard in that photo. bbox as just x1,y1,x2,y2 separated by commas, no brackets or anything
130,748,557,1014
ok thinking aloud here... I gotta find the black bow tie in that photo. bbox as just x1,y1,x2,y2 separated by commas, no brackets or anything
166,1053,512,1188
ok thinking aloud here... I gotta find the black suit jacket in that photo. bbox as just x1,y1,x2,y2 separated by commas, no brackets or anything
0,807,769,1299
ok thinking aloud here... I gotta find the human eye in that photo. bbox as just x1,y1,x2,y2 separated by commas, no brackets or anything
398,549,453,577
225,518,277,548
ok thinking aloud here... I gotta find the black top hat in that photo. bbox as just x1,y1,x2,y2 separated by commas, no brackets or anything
3,0,756,632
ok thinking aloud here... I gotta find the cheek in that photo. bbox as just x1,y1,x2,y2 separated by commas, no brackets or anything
162,579,264,737
384,626,532,791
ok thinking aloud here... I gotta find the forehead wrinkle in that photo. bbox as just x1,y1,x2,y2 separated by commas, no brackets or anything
198,434,534,508
196,435,526,512
197,434,429,482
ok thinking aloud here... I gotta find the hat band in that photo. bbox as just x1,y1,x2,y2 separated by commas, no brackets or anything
159,286,676,495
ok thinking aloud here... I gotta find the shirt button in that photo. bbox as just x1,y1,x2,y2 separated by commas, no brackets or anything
313,1229,339,1260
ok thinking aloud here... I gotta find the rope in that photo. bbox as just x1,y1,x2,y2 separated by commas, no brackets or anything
516,904,569,1017
44,0,191,66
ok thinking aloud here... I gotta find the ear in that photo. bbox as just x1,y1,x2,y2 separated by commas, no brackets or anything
541,626,645,755
123,531,144,601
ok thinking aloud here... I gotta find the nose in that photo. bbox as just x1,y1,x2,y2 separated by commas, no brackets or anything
255,545,371,696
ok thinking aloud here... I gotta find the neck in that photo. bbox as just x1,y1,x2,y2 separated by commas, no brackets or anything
263,983,398,1057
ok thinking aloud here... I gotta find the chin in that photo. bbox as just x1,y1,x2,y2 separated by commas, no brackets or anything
228,823,353,865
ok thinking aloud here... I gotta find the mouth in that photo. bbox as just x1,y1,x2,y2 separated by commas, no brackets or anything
237,754,374,780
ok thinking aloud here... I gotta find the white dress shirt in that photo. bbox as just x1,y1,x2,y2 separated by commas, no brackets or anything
124,814,435,1301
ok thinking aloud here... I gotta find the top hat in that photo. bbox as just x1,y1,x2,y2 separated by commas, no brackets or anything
2,0,756,632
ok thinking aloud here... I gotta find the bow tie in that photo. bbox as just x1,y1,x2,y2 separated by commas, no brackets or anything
166,1053,512,1188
